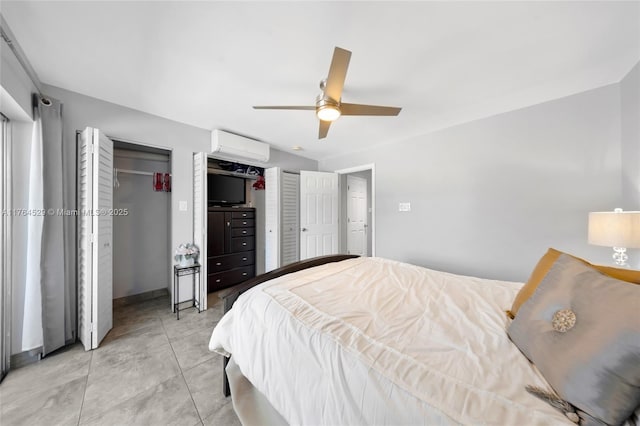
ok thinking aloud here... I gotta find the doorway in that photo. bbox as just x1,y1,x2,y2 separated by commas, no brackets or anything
77,128,173,351
346,174,368,256
336,164,375,257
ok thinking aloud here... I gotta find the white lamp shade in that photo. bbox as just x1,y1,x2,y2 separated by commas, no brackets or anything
588,211,640,248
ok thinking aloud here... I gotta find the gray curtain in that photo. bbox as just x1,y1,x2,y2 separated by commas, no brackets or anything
37,95,73,356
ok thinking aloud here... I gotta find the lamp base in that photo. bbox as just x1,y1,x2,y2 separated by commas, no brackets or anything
612,247,629,268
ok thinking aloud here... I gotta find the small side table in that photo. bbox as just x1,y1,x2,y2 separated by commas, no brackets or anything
173,263,201,320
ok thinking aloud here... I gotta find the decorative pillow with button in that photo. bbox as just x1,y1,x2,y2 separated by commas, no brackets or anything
507,254,640,426
507,248,640,319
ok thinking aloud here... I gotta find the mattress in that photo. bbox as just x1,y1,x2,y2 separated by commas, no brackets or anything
209,257,574,425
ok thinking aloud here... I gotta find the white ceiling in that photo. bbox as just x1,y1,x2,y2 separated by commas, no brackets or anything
2,1,639,160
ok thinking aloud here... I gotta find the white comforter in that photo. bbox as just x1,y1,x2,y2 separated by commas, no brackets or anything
209,257,572,425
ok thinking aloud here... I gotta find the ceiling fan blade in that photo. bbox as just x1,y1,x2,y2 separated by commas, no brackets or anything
319,120,331,139
340,103,402,116
324,47,351,102
253,106,315,110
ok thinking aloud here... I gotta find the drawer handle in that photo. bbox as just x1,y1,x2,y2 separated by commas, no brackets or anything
242,230,247,234
242,213,247,217
242,272,248,276
216,262,222,266
242,242,247,246
243,221,247,225
242,257,247,261
216,279,221,283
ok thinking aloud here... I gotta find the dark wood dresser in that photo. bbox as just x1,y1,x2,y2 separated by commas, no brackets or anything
207,207,256,292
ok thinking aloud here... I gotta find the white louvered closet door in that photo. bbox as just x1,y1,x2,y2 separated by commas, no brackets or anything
281,172,299,266
78,127,113,350
192,153,207,310
93,130,113,347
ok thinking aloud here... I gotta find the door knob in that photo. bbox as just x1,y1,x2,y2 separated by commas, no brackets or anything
301,228,308,232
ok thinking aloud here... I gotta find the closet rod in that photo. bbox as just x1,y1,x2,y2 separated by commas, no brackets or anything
115,168,170,177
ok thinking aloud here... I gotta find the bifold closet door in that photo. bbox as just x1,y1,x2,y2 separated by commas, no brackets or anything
78,127,113,351
192,152,208,310
281,172,300,266
265,168,300,271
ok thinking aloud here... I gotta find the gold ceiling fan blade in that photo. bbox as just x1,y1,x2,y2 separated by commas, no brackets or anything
324,47,351,101
319,120,331,139
340,103,402,116
253,106,316,110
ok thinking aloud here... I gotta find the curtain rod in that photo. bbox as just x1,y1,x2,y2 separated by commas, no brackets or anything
0,16,50,105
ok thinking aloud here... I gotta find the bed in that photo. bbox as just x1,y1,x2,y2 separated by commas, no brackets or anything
209,254,640,426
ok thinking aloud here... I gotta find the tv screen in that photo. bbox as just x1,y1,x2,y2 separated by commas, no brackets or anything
208,174,246,205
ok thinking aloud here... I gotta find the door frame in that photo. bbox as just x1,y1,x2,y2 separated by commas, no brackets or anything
335,164,375,257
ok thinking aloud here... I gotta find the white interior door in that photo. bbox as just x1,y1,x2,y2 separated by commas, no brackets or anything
300,171,338,260
78,127,113,350
193,152,208,310
347,175,367,256
265,167,280,272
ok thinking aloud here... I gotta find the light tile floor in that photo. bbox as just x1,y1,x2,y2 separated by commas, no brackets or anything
0,293,241,426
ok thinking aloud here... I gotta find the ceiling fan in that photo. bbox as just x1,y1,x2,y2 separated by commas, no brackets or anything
253,47,402,139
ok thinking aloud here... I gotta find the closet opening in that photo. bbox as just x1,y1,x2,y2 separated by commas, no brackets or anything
112,141,172,308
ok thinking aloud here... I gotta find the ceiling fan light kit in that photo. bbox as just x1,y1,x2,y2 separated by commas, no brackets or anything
253,46,402,139
316,96,341,122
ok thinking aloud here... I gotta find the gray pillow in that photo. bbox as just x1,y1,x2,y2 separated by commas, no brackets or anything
508,254,640,425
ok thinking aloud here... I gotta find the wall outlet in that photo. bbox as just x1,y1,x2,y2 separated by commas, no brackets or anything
399,202,411,212
179,201,188,211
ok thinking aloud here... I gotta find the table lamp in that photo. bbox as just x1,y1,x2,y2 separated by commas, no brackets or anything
588,208,640,267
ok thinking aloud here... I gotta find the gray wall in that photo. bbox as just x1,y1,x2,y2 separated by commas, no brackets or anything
620,62,640,269
113,152,171,298
621,62,640,209
320,84,625,282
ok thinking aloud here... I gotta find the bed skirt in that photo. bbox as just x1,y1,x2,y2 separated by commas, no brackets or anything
226,357,288,426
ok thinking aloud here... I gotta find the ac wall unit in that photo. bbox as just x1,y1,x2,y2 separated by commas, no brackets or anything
211,129,270,163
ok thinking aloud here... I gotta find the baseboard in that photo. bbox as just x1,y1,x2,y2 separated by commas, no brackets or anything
113,288,169,308
10,347,42,369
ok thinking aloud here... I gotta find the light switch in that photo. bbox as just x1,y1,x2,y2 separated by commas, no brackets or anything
399,202,411,212
179,201,188,211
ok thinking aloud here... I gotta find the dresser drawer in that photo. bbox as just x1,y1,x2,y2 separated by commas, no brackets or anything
231,236,254,252
231,227,254,237
232,219,254,228
232,211,254,219
208,252,255,273
207,266,255,292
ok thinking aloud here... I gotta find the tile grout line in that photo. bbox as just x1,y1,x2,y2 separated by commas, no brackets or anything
160,310,205,425
76,350,94,426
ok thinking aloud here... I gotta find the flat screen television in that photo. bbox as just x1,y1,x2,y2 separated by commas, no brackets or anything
208,174,246,205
